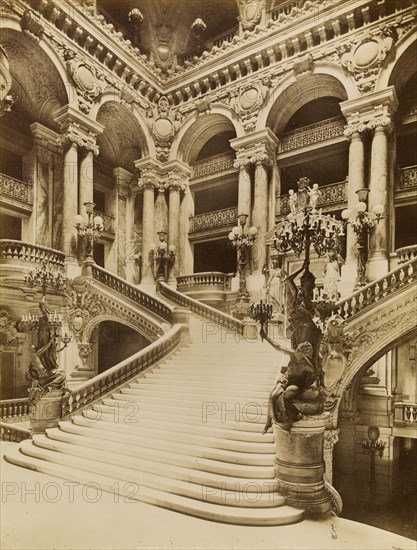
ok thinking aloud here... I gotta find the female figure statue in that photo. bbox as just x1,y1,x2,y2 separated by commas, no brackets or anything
323,252,344,300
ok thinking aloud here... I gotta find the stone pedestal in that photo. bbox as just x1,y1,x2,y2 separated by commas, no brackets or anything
273,412,336,516
30,389,65,433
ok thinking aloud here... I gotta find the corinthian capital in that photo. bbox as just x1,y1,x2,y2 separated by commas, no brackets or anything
57,130,99,155
138,168,158,191
166,169,187,192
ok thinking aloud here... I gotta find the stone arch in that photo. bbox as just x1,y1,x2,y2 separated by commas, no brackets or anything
95,101,152,171
259,70,352,137
84,314,153,344
169,105,244,164
378,29,417,93
0,26,72,130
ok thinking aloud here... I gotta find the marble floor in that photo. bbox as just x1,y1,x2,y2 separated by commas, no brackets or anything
1,442,416,550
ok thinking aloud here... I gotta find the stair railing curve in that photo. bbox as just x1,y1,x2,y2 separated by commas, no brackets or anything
336,256,417,322
62,324,182,418
158,282,245,334
91,265,174,324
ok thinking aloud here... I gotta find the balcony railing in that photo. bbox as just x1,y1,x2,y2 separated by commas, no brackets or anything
0,240,66,270
279,116,346,153
276,180,347,215
394,402,417,425
94,210,115,235
191,152,236,179
269,0,303,19
189,206,238,233
0,173,32,205
177,272,233,292
398,165,417,190
0,398,30,421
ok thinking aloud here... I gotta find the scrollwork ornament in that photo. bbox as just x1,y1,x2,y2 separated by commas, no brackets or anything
237,0,265,31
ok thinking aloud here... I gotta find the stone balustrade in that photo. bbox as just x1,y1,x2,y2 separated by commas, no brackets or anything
0,172,32,205
94,210,115,235
336,256,417,320
159,281,245,335
276,180,347,215
191,152,236,179
92,264,173,323
398,165,417,190
279,117,346,153
269,0,303,19
0,398,30,422
394,402,417,425
189,206,238,233
177,272,233,292
396,244,417,264
62,325,182,417
0,421,31,442
0,240,66,269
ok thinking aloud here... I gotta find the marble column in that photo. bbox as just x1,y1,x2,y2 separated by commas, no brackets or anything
368,119,391,280
114,167,132,279
78,149,94,212
236,160,251,227
138,172,157,285
340,127,366,294
252,157,269,275
62,141,79,259
167,173,184,284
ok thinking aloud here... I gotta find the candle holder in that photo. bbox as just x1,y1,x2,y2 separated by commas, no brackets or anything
24,260,66,299
150,231,175,282
342,189,384,288
250,300,273,341
362,425,386,507
228,214,258,303
74,202,104,276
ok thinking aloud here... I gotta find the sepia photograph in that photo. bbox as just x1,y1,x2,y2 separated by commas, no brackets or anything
0,0,416,548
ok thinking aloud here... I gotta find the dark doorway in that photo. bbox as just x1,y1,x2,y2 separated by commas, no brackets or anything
194,238,237,274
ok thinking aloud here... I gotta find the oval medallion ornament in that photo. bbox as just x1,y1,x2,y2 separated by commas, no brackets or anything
153,117,174,140
76,65,97,90
244,1,258,21
157,45,170,62
71,314,84,332
353,40,380,67
240,86,259,110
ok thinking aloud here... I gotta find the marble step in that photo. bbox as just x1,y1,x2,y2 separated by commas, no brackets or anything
45,427,273,478
127,381,270,400
4,447,303,526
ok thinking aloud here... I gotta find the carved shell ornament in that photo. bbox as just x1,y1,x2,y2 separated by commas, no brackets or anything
63,49,104,111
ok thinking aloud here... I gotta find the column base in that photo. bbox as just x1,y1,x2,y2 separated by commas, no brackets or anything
30,389,66,434
273,413,338,517
367,254,389,281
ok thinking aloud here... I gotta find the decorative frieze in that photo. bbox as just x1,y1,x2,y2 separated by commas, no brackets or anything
398,165,417,190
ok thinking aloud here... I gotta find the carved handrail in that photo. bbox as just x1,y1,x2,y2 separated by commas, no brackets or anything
177,272,233,292
159,282,245,334
268,0,303,19
189,206,239,233
396,244,417,264
62,324,182,417
91,264,173,323
279,116,346,152
191,151,236,179
336,256,417,321
0,173,32,204
398,165,417,189
0,398,30,420
0,421,31,442
276,181,347,215
94,210,115,234
0,240,66,269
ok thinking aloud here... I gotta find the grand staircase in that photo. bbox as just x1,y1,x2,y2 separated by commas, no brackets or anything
4,310,304,526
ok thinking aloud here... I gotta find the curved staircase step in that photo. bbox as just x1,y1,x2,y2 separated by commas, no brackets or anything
4,446,303,526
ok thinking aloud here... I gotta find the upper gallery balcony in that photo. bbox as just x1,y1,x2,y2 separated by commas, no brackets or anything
0,173,32,216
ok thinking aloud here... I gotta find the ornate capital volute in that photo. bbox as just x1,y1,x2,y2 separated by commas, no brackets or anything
166,169,187,192
343,122,367,139
138,168,159,192
366,112,393,133
53,105,103,156
113,167,133,201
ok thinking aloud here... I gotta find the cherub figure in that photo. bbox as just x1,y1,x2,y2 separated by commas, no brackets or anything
307,183,321,211
288,189,298,216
